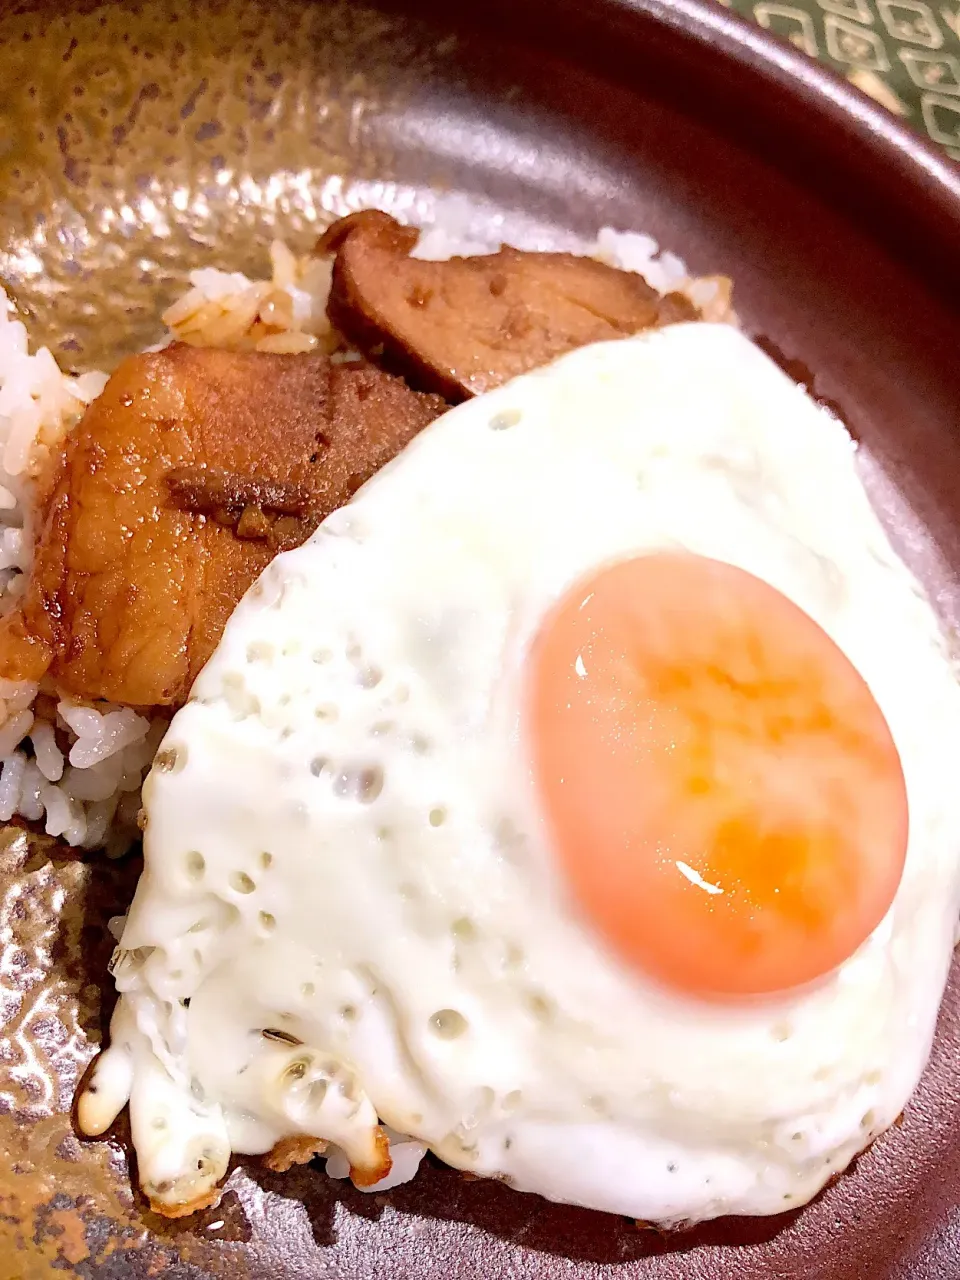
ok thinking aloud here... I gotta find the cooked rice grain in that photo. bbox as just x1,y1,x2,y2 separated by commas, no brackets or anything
163,240,335,354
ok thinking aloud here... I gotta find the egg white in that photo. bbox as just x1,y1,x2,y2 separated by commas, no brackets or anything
80,324,960,1225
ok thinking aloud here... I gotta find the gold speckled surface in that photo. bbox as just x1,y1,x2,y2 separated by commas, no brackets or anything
0,0,439,368
0,828,139,1276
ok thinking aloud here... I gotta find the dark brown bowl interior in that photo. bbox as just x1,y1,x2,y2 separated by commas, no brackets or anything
1,1,959,1277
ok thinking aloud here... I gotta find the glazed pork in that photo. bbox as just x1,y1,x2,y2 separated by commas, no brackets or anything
0,343,444,708
317,210,699,401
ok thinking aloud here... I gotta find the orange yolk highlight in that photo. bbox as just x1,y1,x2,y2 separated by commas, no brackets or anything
528,552,908,998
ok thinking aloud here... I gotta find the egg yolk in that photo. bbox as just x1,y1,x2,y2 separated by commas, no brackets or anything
528,552,908,998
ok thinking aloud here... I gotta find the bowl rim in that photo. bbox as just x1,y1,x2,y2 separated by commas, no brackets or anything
633,0,960,187
475,0,960,274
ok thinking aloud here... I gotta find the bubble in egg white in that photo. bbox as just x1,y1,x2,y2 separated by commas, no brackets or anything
474,1086,496,1113
221,673,260,721
430,1009,468,1040
153,745,185,774
451,917,475,942
489,408,522,430
184,851,205,881
332,763,383,804
527,993,554,1023
229,871,255,895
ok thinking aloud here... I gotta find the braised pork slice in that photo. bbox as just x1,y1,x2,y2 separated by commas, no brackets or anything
0,344,444,708
317,210,699,401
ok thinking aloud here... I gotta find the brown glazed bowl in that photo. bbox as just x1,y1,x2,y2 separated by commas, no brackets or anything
1,1,959,1277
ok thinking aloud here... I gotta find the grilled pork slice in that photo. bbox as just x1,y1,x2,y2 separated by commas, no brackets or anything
317,210,699,401
0,343,444,708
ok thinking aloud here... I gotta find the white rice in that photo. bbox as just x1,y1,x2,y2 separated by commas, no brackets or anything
0,295,164,853
0,297,107,601
162,239,335,355
0,207,731,852
30,719,63,781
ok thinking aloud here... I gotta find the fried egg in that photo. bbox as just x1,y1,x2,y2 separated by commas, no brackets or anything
79,323,960,1225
